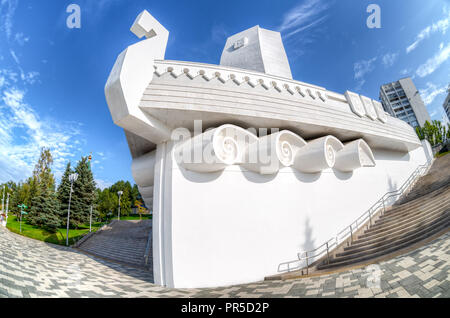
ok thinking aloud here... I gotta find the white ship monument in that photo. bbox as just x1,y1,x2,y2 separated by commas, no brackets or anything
105,11,433,288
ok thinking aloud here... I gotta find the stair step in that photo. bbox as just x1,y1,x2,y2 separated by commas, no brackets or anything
359,204,448,240
373,195,449,226
311,156,450,272
349,210,449,249
361,202,448,240
378,190,449,219
337,213,449,258
77,220,152,268
317,219,449,270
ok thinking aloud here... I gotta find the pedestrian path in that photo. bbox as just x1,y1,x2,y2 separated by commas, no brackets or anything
0,225,448,298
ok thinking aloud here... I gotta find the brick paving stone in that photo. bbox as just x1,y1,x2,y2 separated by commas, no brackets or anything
0,225,449,298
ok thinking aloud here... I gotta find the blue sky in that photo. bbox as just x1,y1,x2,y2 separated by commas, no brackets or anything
0,0,449,188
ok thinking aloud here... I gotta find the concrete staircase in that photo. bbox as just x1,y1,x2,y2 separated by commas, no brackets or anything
268,155,450,280
317,187,449,270
316,155,450,271
77,220,152,269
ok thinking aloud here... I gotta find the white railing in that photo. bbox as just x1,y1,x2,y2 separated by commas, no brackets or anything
278,161,432,274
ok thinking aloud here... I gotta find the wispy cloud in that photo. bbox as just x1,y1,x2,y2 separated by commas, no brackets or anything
0,79,85,182
353,57,377,91
95,178,113,190
14,32,29,46
400,68,410,76
211,23,229,44
9,49,40,85
278,0,331,39
0,60,85,183
419,82,448,105
416,42,450,77
406,11,450,53
0,0,18,40
382,52,399,68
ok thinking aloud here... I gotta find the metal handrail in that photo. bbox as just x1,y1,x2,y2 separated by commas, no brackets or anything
143,226,152,266
278,161,432,274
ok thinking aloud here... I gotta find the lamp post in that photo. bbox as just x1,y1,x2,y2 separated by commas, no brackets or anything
5,192,10,224
17,204,28,233
117,191,123,220
89,205,93,233
66,173,78,246
1,186,4,216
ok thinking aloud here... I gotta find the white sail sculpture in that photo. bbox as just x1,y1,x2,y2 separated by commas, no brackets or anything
105,10,433,288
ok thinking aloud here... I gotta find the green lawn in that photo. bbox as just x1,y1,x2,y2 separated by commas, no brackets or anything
6,216,103,246
436,150,449,158
5,214,152,245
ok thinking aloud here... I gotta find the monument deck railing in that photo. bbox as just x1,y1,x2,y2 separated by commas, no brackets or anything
278,160,433,274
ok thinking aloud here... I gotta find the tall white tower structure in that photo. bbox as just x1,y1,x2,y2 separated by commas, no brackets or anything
220,25,293,79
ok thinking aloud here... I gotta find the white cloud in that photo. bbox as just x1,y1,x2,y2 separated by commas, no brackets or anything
0,70,84,183
0,0,18,39
211,24,228,44
0,0,87,184
382,52,399,68
278,0,331,39
14,32,29,46
8,50,40,85
416,42,450,78
95,178,113,190
419,82,448,105
406,11,450,53
400,68,410,76
353,57,377,90
10,49,20,65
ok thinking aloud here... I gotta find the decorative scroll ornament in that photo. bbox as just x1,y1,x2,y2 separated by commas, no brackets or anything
243,131,307,175
176,124,377,175
334,139,376,172
176,124,257,173
293,136,344,173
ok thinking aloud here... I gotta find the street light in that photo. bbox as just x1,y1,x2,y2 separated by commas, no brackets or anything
1,186,4,217
17,204,28,233
117,191,123,221
89,205,93,233
66,173,78,246
5,191,10,225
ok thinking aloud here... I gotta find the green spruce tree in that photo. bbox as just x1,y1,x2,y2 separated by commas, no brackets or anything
57,162,73,226
28,148,61,231
70,157,97,228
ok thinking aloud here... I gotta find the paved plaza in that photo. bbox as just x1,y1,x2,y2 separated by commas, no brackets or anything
0,226,449,298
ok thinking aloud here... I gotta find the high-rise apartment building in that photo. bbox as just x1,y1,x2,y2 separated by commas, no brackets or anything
379,77,431,128
443,84,450,123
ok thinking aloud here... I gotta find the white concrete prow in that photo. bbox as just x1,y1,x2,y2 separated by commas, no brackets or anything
105,10,172,144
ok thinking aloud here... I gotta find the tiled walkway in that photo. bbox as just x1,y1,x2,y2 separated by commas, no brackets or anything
0,226,448,298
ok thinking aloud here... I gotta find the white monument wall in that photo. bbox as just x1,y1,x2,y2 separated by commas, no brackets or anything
153,142,430,288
